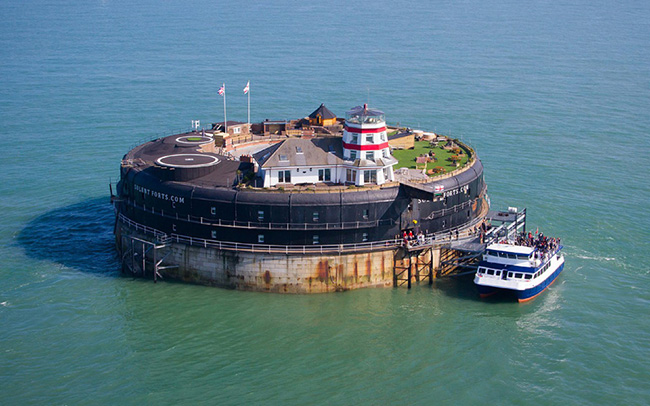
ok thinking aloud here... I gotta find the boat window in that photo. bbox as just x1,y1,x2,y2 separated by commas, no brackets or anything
508,253,517,259
508,272,513,278
495,270,501,276
525,274,532,280
487,250,495,256
487,269,495,276
515,273,523,279
478,268,485,274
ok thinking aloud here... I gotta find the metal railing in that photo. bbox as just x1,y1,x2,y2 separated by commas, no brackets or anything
121,193,485,231
123,198,395,230
117,210,487,255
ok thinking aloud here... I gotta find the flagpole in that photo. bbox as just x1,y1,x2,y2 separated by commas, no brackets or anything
247,85,250,125
223,84,227,134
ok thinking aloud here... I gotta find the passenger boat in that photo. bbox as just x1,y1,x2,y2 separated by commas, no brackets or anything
473,235,564,302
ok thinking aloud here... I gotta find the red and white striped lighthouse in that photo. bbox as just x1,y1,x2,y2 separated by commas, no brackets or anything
342,104,395,185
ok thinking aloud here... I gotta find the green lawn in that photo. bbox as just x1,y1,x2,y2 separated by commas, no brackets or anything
391,141,469,175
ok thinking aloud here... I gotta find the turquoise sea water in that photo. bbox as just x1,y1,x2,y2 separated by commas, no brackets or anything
1,1,649,404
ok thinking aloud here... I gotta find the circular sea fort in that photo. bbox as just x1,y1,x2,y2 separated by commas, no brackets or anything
113,104,489,292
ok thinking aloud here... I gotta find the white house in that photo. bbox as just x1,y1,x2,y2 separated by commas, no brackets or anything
253,104,397,188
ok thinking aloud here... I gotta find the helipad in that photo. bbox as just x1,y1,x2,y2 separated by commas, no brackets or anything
156,154,219,168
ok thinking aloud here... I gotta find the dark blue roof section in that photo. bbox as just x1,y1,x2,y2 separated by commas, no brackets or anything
309,104,337,119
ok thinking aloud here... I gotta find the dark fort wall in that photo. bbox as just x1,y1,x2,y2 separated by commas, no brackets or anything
116,159,486,246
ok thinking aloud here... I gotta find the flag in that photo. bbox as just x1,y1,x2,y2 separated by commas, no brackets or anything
218,83,225,96
243,81,249,94
434,185,444,194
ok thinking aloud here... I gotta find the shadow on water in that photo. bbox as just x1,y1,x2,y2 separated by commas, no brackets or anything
430,273,518,304
17,197,120,275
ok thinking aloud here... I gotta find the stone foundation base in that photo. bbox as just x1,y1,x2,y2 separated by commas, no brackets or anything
117,224,406,293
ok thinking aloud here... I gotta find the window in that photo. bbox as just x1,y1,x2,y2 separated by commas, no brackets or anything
362,232,368,242
313,235,319,244
381,132,387,142
233,127,241,134
279,154,288,161
487,269,495,276
525,274,532,280
383,149,389,158
278,170,291,183
346,169,355,183
313,212,319,222
258,210,264,221
366,135,374,143
366,151,375,160
362,209,369,220
364,170,377,183
508,272,514,278
350,150,357,160
351,135,358,144
211,230,217,239
296,146,303,154
495,270,501,276
258,234,265,243
211,207,216,215
318,168,331,182
515,273,523,279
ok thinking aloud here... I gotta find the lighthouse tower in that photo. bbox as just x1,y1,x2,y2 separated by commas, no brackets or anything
342,104,396,186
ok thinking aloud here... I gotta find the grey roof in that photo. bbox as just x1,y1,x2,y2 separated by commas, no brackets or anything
309,104,337,120
253,138,345,168
346,104,384,117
